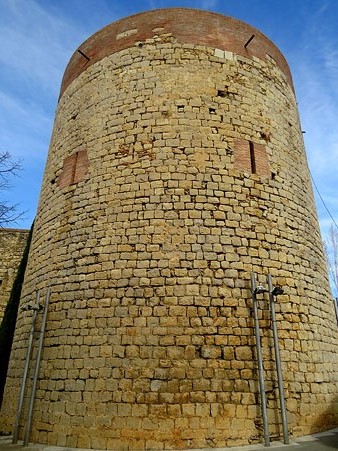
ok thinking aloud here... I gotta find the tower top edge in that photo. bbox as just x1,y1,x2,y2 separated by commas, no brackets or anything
59,8,294,98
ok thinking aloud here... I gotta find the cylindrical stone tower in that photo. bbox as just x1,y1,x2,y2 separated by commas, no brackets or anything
1,8,337,450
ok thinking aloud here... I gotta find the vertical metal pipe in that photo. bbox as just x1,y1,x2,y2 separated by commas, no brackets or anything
251,272,270,447
267,274,289,445
12,291,41,444
334,297,338,325
23,288,50,447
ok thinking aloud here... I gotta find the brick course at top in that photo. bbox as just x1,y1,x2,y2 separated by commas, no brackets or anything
1,8,337,451
60,8,293,97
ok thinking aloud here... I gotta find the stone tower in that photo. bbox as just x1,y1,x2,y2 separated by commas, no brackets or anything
1,8,337,450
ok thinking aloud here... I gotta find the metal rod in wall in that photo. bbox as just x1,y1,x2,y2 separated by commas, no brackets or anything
251,272,270,447
334,297,338,325
12,291,41,444
23,287,50,447
267,274,289,445
244,34,255,48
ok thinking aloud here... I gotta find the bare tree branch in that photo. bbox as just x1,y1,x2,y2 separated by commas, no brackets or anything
0,151,21,190
0,150,24,227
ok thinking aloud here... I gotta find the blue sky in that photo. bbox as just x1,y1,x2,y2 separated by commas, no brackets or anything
0,0,337,241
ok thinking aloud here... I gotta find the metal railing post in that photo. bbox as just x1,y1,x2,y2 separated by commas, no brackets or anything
267,274,289,445
251,272,270,447
12,291,41,444
334,297,338,325
23,288,50,446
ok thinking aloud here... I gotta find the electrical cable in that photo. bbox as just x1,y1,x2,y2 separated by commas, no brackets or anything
310,171,338,231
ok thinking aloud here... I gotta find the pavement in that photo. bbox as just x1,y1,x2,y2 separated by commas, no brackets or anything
0,428,337,451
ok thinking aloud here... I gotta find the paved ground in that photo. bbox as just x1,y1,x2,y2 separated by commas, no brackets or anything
0,428,337,451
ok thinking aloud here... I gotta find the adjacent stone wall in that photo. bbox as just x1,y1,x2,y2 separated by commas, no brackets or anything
0,229,29,320
1,9,337,450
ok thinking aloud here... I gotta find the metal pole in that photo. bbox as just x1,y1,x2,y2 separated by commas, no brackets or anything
12,291,41,444
267,274,289,445
251,272,270,447
334,297,338,325
23,288,50,447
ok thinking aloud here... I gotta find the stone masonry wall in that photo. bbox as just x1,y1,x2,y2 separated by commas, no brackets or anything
1,9,337,451
0,229,29,320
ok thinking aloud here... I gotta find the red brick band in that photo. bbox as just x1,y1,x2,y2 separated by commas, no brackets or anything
58,150,88,188
60,8,293,98
233,139,270,177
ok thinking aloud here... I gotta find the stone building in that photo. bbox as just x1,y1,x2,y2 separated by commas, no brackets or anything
1,8,337,450
0,229,29,321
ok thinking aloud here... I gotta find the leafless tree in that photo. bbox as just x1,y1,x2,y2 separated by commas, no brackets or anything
324,224,338,297
0,150,23,226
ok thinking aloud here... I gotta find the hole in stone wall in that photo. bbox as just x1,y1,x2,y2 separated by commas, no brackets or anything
209,108,216,114
260,131,270,142
217,90,227,98
195,346,202,357
177,105,185,112
271,172,276,180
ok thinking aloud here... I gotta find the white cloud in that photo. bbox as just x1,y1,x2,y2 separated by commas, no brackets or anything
0,89,51,159
0,0,87,95
199,0,218,9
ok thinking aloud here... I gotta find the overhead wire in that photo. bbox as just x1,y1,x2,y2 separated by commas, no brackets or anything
310,171,338,231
